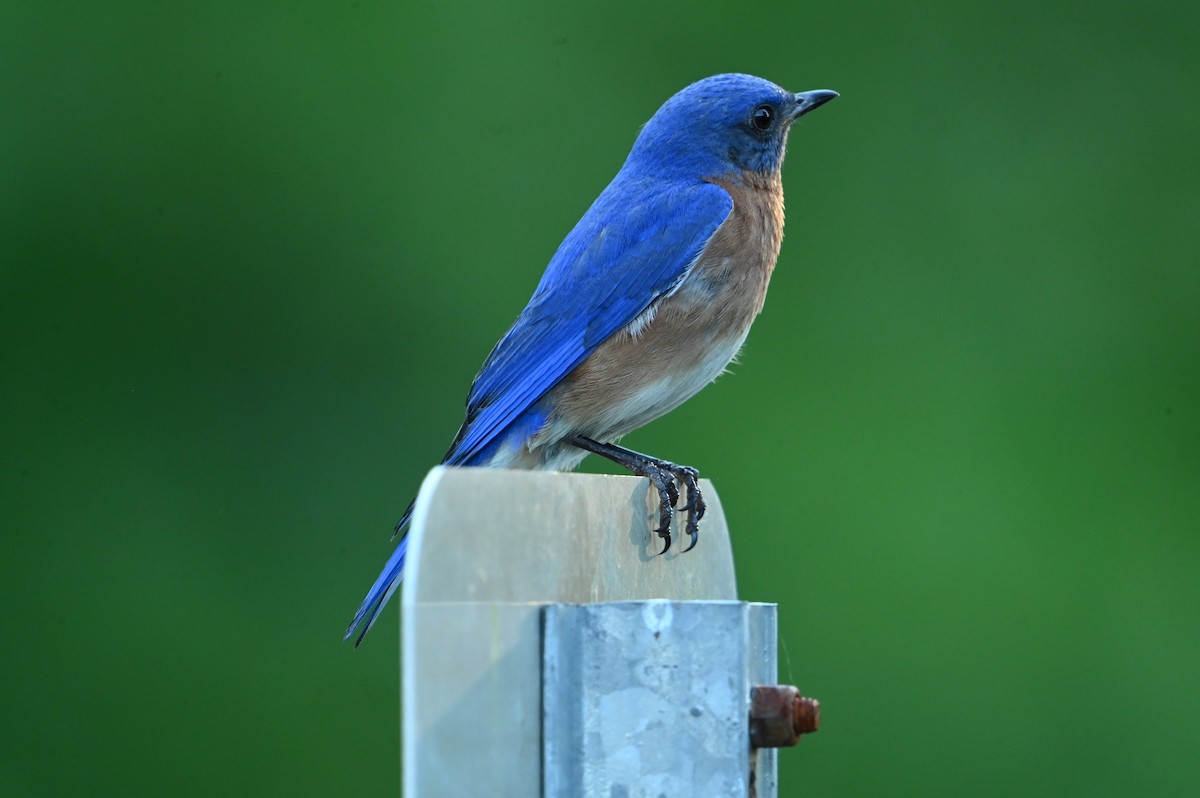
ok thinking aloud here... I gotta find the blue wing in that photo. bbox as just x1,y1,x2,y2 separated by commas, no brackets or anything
345,177,732,645
447,178,734,466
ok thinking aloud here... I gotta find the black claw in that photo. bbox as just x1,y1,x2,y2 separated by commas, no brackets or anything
681,528,699,553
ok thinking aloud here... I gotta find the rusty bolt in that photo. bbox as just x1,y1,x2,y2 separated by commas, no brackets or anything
749,685,821,748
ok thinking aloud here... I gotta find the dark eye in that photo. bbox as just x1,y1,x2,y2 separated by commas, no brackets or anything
750,104,775,131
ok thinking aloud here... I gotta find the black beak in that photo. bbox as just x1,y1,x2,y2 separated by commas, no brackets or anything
789,89,839,120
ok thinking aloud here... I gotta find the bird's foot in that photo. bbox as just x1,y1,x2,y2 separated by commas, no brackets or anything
566,435,705,554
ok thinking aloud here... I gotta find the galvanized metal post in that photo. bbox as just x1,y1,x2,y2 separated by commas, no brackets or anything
542,600,779,796
400,467,795,797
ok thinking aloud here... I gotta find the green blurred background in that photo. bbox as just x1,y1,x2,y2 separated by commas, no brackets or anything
4,1,1198,795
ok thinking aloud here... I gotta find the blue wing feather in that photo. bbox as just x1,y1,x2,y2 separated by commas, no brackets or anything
448,178,733,465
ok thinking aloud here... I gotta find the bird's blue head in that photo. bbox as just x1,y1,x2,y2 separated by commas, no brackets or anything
625,73,837,182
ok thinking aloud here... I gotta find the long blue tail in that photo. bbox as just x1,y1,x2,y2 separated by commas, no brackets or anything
345,507,413,646
346,410,537,645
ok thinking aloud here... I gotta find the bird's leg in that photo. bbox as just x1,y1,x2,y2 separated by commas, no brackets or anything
567,435,704,553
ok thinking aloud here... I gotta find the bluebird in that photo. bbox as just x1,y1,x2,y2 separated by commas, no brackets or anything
347,73,837,644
